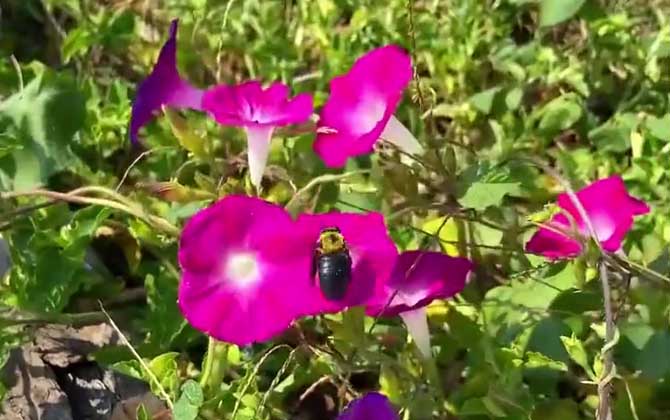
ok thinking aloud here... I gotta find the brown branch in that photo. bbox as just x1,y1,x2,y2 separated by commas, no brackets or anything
597,260,614,420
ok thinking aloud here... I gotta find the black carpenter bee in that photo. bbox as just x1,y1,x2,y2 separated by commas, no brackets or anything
312,227,352,301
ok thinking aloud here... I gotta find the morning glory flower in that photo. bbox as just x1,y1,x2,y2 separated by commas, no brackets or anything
128,19,313,188
129,19,203,144
366,251,473,358
177,195,472,350
202,81,313,188
177,195,313,345
295,214,472,358
314,45,423,168
176,198,396,345
525,175,650,259
337,392,399,420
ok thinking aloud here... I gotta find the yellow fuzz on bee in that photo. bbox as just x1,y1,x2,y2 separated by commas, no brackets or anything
318,231,346,254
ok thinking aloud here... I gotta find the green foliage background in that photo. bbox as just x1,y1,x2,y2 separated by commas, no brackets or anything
1,0,669,419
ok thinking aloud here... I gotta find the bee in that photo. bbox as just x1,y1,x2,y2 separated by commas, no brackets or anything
312,227,352,301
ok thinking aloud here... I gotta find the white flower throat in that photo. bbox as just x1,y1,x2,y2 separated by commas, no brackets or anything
226,253,260,287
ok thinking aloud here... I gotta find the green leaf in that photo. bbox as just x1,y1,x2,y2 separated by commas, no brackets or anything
111,360,143,380
525,351,568,371
539,0,586,27
61,26,95,64
340,306,365,348
164,108,208,158
421,216,460,256
469,87,502,114
549,289,601,314
11,148,42,191
0,69,85,191
459,182,521,210
482,395,508,418
538,96,583,133
560,334,595,380
460,397,506,417
505,87,523,110
526,317,572,362
621,323,655,350
173,398,199,420
645,114,670,141
588,124,630,152
149,352,180,396
637,332,670,379
180,380,204,406
379,363,403,405
145,269,189,350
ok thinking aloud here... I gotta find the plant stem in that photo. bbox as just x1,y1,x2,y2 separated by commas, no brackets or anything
99,303,174,410
0,310,108,327
598,260,614,420
1,188,180,237
284,170,370,214
200,338,228,392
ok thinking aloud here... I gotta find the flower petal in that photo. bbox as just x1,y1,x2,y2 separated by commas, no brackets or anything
338,392,399,420
178,195,312,345
245,125,274,189
526,175,650,259
202,81,313,127
314,45,412,168
294,212,398,315
400,307,431,358
366,251,472,316
556,176,650,252
129,19,203,144
380,115,423,155
525,215,583,259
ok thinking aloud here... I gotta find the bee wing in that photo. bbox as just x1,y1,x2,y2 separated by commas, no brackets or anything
311,248,318,283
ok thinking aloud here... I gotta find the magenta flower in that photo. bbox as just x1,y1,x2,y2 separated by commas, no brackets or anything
177,196,472,351
294,211,399,315
365,251,473,357
177,195,312,345
202,82,313,188
129,19,203,144
338,392,399,420
314,45,423,168
526,176,650,259
366,251,473,316
293,211,472,357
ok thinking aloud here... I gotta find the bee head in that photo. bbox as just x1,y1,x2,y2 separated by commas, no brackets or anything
318,227,346,253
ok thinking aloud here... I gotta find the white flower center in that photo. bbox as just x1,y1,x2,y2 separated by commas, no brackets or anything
225,253,260,287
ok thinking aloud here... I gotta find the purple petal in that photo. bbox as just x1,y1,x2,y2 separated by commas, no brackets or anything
202,81,313,127
526,175,650,259
314,45,412,168
177,195,312,345
129,19,204,144
366,251,473,317
525,215,583,259
338,392,399,420
294,212,398,315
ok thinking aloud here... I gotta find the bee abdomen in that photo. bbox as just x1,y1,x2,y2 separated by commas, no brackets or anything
317,252,352,301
